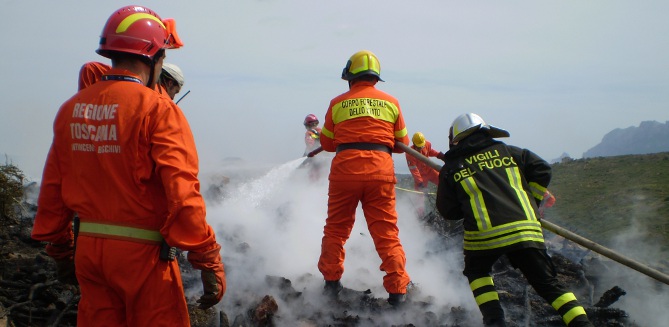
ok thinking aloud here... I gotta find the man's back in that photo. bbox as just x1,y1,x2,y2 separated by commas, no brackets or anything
324,82,400,150
320,81,408,181
36,68,204,241
437,133,550,254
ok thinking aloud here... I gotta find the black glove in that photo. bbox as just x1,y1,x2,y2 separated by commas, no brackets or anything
307,147,323,158
197,270,225,309
55,258,78,285
46,241,77,285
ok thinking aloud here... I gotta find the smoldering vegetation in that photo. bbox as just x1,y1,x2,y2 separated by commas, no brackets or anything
1,157,667,326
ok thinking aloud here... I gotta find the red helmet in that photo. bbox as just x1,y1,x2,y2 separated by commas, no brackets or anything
97,5,183,60
304,114,319,126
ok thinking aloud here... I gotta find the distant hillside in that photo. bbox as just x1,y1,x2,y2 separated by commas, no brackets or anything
401,152,669,269
542,153,669,268
583,120,669,158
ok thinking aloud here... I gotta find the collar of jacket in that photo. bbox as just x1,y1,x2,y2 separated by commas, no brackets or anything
102,68,144,84
349,80,377,89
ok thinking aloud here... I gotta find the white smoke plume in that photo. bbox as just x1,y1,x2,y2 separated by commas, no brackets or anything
598,213,669,327
197,156,479,325
543,189,669,327
190,158,669,326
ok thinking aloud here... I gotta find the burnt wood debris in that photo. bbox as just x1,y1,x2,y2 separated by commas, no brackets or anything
1,190,642,327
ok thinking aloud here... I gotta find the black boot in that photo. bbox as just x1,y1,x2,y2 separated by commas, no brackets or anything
567,319,594,327
323,280,343,299
483,318,507,327
387,293,406,307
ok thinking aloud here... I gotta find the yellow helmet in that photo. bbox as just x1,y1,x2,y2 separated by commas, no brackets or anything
412,132,426,147
341,50,384,81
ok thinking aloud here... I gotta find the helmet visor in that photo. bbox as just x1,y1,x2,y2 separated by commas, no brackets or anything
162,18,183,49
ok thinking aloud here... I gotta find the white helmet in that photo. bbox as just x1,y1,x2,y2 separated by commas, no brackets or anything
161,63,185,87
450,113,510,143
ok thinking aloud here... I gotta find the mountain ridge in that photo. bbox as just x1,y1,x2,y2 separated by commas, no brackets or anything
582,120,669,158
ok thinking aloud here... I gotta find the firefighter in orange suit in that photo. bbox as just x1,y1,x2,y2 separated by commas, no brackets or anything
405,132,444,217
303,113,322,156
318,50,412,306
31,6,225,326
78,61,184,101
405,132,444,191
436,113,592,327
302,113,324,180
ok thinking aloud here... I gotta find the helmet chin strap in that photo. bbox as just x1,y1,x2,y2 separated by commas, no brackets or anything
143,52,162,88
146,57,158,88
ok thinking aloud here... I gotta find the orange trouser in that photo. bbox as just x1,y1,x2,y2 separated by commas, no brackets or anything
318,180,411,294
75,236,190,327
417,168,439,188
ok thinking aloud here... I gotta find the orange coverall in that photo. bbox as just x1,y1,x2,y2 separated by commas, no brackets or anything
318,80,411,294
32,68,224,326
405,140,443,190
304,127,322,155
78,62,111,91
404,140,443,217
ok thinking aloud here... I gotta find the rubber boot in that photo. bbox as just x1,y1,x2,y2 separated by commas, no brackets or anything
323,280,343,299
483,318,507,327
387,293,406,307
567,319,595,327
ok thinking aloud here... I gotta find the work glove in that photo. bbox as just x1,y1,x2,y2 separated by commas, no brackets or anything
55,258,78,285
416,182,426,191
307,147,323,158
542,190,556,208
188,244,227,310
538,190,556,218
197,268,226,309
46,241,78,285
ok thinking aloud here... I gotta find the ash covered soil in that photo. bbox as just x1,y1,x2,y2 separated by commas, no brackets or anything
1,199,638,327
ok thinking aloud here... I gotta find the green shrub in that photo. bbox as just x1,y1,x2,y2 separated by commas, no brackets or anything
0,163,25,223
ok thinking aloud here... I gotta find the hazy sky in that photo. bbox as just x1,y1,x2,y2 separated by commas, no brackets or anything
3,2,668,323
2,0,668,180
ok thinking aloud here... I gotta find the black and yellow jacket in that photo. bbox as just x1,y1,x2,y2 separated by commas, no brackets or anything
436,132,551,256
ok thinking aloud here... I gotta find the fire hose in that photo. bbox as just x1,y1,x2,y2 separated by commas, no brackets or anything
397,141,669,286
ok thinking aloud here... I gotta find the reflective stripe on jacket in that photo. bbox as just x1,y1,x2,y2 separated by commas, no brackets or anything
32,68,218,254
320,80,409,182
436,132,551,255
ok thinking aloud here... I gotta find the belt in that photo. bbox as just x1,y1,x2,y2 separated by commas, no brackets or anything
336,142,391,154
78,221,163,245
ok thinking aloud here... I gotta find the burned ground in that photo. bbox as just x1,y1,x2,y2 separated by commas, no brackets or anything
0,161,653,326
1,201,638,327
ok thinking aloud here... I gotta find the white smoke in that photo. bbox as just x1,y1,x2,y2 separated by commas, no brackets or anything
598,213,669,327
198,156,479,325
542,189,669,327
197,157,669,326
